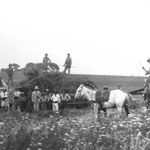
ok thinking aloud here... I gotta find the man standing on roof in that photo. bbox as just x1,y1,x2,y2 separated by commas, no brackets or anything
63,53,72,74
7,64,14,89
43,53,52,72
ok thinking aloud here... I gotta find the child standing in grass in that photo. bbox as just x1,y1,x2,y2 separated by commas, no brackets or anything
51,90,60,113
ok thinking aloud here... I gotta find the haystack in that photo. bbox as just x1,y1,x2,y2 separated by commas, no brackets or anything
18,72,97,95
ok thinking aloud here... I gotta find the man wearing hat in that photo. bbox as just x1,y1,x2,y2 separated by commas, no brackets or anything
14,88,22,112
45,89,52,110
59,89,71,114
7,64,14,88
43,53,51,72
63,53,72,74
102,86,110,102
142,58,150,103
32,86,41,111
142,58,150,75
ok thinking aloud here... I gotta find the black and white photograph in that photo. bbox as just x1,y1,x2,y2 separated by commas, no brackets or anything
0,0,150,149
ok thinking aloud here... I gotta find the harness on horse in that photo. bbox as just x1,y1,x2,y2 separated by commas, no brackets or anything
95,89,110,103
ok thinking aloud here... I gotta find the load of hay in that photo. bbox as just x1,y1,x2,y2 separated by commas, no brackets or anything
18,72,97,97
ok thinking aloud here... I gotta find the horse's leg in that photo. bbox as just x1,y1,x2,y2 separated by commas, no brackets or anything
124,103,130,116
117,106,122,117
123,99,130,116
98,105,101,115
93,103,98,120
103,108,107,117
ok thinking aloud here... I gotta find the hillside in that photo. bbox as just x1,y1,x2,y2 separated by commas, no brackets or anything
72,74,145,92
0,70,145,93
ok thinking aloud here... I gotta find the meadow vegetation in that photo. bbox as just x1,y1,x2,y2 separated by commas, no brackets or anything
0,71,148,150
0,100,150,150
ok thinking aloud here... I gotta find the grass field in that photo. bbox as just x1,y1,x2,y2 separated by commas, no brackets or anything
0,71,149,150
72,74,145,92
1,71,146,92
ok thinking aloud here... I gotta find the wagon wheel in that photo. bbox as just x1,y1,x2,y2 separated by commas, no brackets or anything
48,63,60,72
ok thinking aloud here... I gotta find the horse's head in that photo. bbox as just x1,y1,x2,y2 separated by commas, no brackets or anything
74,84,84,99
75,84,96,101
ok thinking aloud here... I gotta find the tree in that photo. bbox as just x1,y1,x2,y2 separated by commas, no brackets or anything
11,63,20,71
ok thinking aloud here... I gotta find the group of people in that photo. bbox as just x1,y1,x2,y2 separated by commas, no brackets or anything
0,86,71,113
0,87,26,112
4,53,72,90
43,53,72,74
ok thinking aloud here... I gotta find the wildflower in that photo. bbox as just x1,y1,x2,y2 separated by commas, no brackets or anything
0,122,4,126
0,141,3,145
37,142,42,146
146,131,150,138
119,124,124,128
0,135,4,138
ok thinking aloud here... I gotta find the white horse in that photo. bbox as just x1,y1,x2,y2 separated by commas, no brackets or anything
74,84,132,117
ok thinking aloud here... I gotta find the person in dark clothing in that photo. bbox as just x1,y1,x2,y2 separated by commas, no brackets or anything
102,86,110,102
59,89,71,114
43,53,51,72
45,89,52,110
7,64,14,88
20,92,27,112
63,53,72,74
26,87,33,112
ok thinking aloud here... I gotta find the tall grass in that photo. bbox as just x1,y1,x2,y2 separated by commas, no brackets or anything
0,105,149,150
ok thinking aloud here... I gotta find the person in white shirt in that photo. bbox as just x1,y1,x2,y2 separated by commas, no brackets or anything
51,90,60,113
0,88,9,111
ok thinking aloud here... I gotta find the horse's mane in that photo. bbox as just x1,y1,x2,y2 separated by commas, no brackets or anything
83,83,95,90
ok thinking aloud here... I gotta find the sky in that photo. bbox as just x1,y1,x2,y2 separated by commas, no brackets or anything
0,0,150,76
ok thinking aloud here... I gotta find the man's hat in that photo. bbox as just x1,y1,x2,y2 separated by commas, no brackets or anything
53,89,57,92
61,89,66,92
67,53,70,55
34,86,39,90
45,53,48,55
41,92,46,95
147,58,150,62
103,86,108,90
